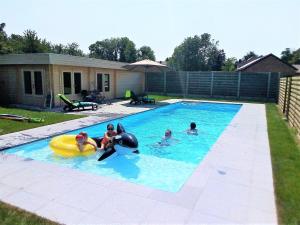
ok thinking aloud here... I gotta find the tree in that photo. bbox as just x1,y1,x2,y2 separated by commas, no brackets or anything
119,37,136,63
64,43,84,56
0,22,12,54
222,57,237,71
241,51,258,62
281,48,300,64
22,30,45,53
51,44,65,54
7,34,24,53
137,46,155,61
168,33,226,71
89,38,118,60
89,37,137,62
281,48,293,63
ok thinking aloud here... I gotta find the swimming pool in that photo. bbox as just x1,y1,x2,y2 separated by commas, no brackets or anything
5,102,241,192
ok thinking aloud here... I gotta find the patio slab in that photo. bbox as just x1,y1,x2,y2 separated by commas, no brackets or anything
0,100,277,224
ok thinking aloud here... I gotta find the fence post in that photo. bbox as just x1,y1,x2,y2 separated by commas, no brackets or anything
237,71,241,98
186,71,189,98
267,72,271,99
163,71,166,94
276,72,281,103
283,76,288,113
210,71,214,96
286,77,292,120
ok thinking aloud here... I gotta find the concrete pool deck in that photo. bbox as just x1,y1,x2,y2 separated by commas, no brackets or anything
0,100,277,224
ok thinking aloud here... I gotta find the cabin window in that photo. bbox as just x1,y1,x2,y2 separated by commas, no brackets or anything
63,72,72,94
97,73,103,92
23,71,32,94
74,72,81,94
34,71,43,95
23,70,43,95
104,74,110,92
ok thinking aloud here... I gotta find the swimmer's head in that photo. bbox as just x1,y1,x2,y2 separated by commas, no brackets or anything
107,124,114,131
190,122,196,130
165,129,172,138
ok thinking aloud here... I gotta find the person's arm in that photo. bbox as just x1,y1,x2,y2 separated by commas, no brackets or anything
86,141,97,151
77,143,83,152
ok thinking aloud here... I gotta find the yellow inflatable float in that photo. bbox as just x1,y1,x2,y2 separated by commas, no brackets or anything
49,135,97,157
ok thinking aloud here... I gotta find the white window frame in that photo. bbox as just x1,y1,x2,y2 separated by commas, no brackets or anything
62,71,83,95
95,72,110,92
22,69,44,97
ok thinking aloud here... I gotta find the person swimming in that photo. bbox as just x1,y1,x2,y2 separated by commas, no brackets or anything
75,131,97,152
100,124,117,151
187,122,198,135
159,129,174,146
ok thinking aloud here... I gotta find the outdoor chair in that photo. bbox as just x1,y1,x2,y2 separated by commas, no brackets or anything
129,91,155,104
140,92,155,104
129,91,143,104
83,90,111,105
57,94,98,112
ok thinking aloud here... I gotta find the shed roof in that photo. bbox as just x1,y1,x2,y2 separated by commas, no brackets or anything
293,64,300,73
236,53,297,72
0,53,128,70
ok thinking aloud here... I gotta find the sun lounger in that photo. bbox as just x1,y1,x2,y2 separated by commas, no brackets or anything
57,94,98,111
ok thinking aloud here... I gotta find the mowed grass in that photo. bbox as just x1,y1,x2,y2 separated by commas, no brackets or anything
0,107,84,135
148,94,266,104
266,104,300,224
0,202,57,225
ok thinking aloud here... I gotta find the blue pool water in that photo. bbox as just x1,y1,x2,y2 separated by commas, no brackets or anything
5,102,241,192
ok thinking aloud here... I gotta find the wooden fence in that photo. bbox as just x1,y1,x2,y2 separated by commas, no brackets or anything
279,75,300,134
146,71,280,102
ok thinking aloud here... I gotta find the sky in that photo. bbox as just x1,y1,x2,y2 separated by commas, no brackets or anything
1,0,300,60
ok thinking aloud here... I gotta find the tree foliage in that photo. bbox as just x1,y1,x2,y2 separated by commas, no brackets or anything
281,48,300,64
89,37,139,62
0,23,12,54
0,22,85,56
222,57,237,71
241,51,258,62
137,46,155,61
168,33,226,71
1,22,156,62
22,30,50,53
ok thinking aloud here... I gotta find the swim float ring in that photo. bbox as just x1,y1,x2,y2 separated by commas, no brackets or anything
49,135,96,157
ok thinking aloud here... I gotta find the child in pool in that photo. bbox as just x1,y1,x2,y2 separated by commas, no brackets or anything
187,122,198,135
100,124,117,150
159,129,173,146
76,132,97,152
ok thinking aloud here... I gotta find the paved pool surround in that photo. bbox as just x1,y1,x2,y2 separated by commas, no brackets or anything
0,100,277,224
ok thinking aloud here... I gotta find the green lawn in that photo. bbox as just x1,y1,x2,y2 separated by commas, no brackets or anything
0,202,57,225
266,104,300,225
148,94,266,104
0,107,84,135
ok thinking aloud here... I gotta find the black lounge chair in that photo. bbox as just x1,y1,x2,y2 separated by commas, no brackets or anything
129,91,143,104
129,91,155,104
57,94,98,111
140,93,155,104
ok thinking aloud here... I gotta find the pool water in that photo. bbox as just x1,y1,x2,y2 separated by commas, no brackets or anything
5,102,241,192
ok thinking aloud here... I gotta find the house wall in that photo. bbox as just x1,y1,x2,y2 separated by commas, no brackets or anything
0,65,50,106
242,55,296,75
115,71,145,98
52,65,118,106
0,63,145,107
0,66,17,105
